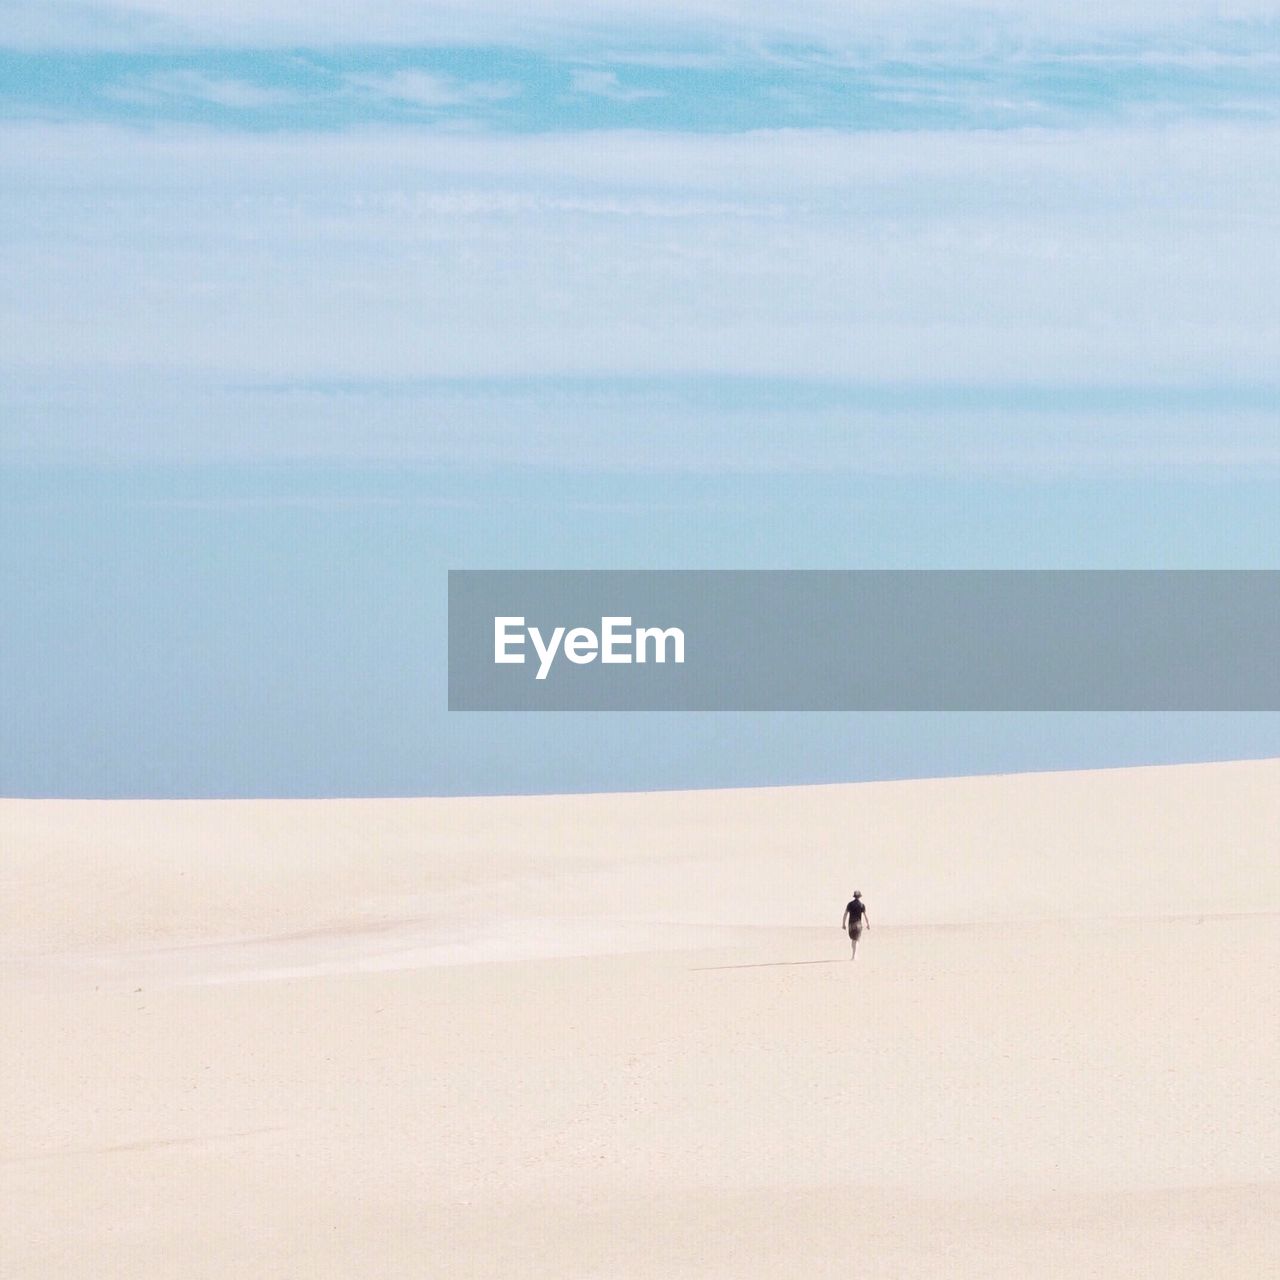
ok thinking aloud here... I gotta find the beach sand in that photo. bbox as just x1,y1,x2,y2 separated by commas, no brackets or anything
3,758,1278,1277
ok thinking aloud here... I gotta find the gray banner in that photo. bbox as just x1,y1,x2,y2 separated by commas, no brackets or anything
448,571,1280,711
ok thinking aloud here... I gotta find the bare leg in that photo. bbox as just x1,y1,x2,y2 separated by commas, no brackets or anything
849,934,858,960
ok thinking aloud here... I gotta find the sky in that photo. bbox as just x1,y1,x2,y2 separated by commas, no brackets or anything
3,2,1280,796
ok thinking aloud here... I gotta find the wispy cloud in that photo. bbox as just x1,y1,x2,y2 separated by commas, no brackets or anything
6,0,1280,50
5,1,1280,76
568,70,664,102
343,70,519,108
105,69,302,109
3,120,1280,394
6,366,1280,473
1043,49,1280,69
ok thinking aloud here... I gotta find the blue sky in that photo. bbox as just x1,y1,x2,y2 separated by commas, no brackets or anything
7,42,1280,132
3,2,1280,795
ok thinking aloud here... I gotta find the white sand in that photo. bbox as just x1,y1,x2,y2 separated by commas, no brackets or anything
3,758,1278,1277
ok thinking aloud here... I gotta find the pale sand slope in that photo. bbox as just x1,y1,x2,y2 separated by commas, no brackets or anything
2,759,1278,1277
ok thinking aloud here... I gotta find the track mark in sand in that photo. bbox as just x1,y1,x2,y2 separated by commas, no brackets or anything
1,1126,287,1164
690,958,848,971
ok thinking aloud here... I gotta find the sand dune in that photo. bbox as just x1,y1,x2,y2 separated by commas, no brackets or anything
3,759,1279,1276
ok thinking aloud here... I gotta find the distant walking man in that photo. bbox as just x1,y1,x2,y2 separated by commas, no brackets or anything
842,891,869,959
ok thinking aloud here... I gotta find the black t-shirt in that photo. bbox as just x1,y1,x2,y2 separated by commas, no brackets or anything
846,899,866,923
